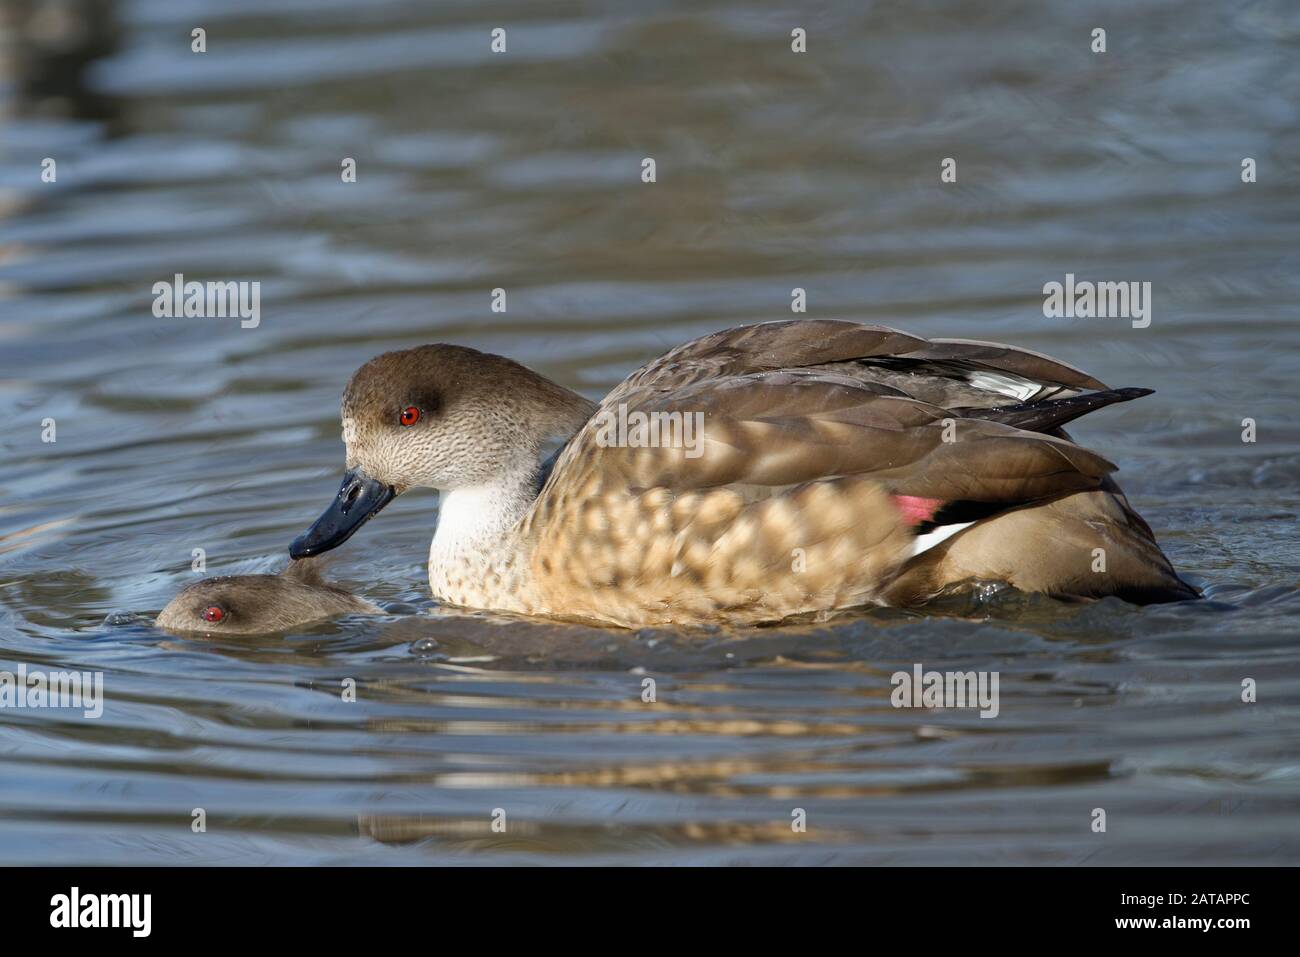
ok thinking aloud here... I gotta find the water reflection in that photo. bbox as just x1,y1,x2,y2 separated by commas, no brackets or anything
1,0,121,124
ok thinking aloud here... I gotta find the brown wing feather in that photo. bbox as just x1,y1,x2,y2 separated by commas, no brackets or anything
609,320,1107,398
551,366,1114,503
918,337,1108,390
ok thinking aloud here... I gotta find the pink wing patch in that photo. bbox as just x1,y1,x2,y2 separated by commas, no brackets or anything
892,495,944,527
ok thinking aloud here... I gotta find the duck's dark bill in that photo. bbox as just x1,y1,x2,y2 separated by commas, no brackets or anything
289,469,395,558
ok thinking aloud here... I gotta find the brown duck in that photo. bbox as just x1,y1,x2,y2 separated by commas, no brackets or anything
290,320,1197,627
156,556,381,635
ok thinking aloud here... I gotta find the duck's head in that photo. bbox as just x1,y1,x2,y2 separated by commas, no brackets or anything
290,344,593,559
156,575,267,635
157,558,378,635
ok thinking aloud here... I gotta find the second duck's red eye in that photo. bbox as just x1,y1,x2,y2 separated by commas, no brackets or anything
202,606,224,623
400,406,420,426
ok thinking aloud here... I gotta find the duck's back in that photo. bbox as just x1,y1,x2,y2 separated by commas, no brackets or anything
518,320,1194,626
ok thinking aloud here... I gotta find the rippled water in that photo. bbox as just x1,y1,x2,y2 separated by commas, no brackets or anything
1,0,1298,865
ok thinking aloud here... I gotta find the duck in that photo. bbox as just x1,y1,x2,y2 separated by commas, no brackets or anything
288,319,1198,627
156,556,381,635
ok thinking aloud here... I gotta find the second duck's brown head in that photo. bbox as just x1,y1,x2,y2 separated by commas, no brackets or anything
290,344,594,559
156,557,379,635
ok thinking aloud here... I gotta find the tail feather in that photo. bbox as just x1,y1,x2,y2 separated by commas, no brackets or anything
957,387,1153,434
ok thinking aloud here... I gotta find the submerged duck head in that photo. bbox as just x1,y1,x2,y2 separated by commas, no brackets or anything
290,344,593,558
156,556,380,635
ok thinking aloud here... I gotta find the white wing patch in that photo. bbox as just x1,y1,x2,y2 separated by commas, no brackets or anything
910,521,975,557
964,370,1040,401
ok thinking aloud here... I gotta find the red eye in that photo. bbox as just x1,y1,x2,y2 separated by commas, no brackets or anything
202,606,224,623
400,406,420,426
